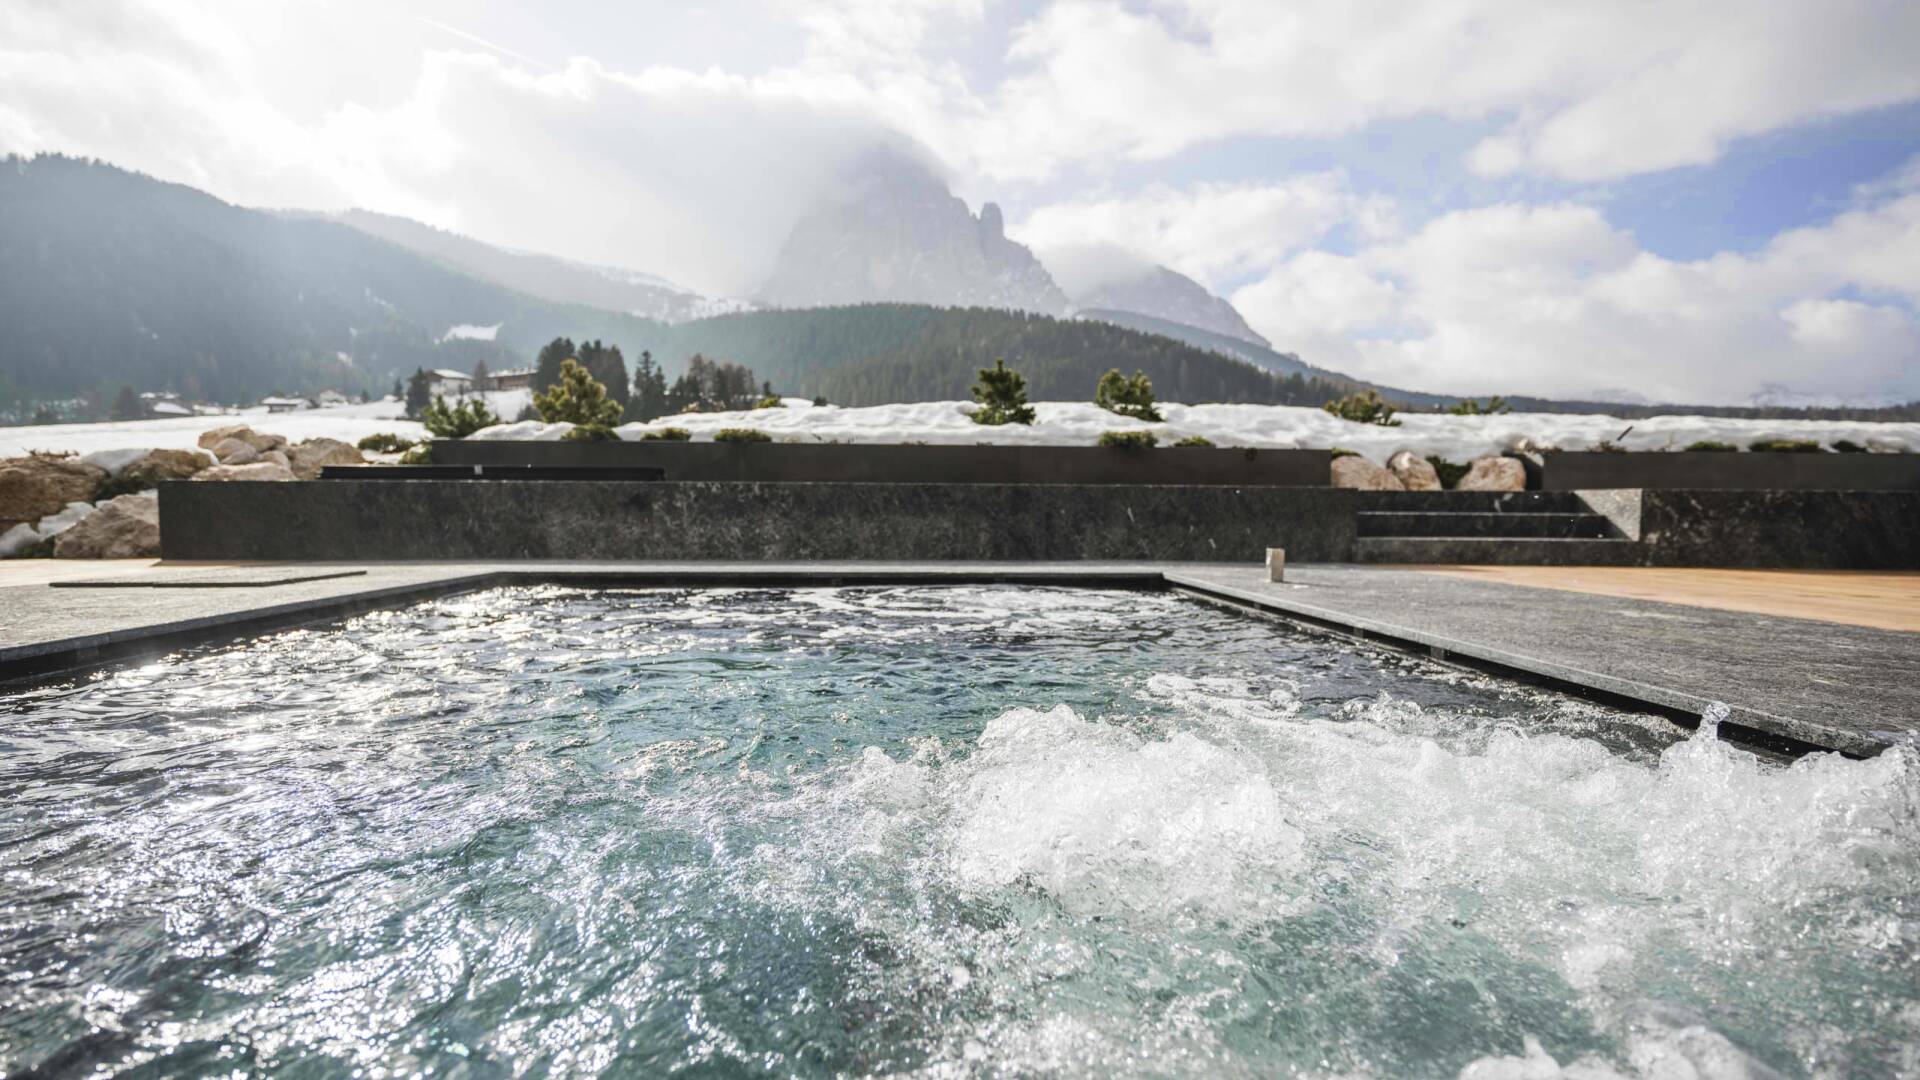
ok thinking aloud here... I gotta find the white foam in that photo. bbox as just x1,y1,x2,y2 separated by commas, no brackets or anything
747,686,1919,1076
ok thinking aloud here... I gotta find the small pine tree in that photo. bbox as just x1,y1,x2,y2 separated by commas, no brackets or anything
1094,368,1162,421
404,368,432,418
471,358,491,392
534,359,622,441
1447,395,1512,416
533,337,576,395
421,395,501,439
1323,389,1401,427
628,350,670,422
578,340,629,410
969,358,1035,425
110,384,142,421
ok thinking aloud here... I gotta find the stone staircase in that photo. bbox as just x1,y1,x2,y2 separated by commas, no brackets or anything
1352,491,1643,565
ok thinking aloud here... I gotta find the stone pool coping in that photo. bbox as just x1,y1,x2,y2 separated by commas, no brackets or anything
3,560,1914,758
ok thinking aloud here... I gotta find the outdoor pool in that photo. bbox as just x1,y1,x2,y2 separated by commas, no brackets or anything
2,585,1915,1077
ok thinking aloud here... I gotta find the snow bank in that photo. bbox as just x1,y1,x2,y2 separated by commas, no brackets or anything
8,396,1914,466
0,389,530,460
583,400,1917,464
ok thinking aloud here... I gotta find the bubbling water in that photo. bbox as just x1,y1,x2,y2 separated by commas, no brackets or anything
0,586,1914,1078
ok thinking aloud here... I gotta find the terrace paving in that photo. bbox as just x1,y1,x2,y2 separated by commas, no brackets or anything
2,559,1914,757
1166,565,1919,757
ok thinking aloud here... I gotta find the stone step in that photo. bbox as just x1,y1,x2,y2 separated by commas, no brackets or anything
1354,537,1644,566
1355,511,1620,539
1350,490,1592,513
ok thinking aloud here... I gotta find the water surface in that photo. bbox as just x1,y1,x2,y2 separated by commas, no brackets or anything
1,586,1915,1077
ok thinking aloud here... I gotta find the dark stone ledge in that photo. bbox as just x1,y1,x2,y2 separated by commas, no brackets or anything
431,439,1330,487
1539,451,1920,491
159,480,1358,562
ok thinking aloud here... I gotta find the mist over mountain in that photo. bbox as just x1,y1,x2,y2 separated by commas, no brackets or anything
320,210,749,324
758,150,1068,315
1074,266,1268,348
0,155,673,405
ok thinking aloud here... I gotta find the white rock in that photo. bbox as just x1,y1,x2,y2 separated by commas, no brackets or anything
1386,450,1442,491
211,437,262,465
53,494,159,559
1331,455,1405,491
1457,456,1527,491
194,461,296,482
198,425,287,454
288,437,364,480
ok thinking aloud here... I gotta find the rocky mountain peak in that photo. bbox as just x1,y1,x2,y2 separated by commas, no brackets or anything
1057,258,1269,348
758,153,1067,315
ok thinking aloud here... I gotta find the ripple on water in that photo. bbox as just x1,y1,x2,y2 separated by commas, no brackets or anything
0,585,1914,1078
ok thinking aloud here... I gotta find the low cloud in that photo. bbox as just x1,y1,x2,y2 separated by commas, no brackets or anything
1231,192,1920,404
1014,174,1359,292
0,0,930,296
966,0,1920,183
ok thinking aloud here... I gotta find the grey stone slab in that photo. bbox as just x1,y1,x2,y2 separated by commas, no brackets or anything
1638,489,1920,569
0,564,494,673
51,569,369,588
1165,565,1920,757
1540,450,1920,491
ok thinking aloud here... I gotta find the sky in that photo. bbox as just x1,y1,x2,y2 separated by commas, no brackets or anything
4,0,1919,404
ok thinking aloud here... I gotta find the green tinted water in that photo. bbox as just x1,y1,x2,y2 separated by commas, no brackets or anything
1,586,1914,1077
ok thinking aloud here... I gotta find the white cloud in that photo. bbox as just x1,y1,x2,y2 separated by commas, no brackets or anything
1013,174,1357,290
1231,192,1920,404
961,0,1920,182
0,0,922,296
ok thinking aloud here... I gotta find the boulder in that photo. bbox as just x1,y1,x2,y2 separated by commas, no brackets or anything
1331,455,1405,491
194,460,296,482
288,437,363,480
260,449,292,471
198,425,287,454
121,448,212,484
1386,450,1442,491
53,494,159,559
1457,456,1526,491
0,454,106,531
210,437,262,465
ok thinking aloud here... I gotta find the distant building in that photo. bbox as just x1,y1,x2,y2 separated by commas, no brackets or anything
316,390,350,407
489,367,534,391
138,391,194,418
425,369,473,394
261,396,310,413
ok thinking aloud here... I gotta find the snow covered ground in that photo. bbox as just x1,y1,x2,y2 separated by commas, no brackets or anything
5,395,1913,465
0,391,532,459
478,400,1918,464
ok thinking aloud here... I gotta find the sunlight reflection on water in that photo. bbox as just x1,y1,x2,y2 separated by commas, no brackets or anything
1,586,1914,1078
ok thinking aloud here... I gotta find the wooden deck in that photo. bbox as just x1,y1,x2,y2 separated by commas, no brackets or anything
1416,566,1920,633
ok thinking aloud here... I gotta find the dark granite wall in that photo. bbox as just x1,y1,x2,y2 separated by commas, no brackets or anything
160,481,1358,562
1541,452,1920,491
432,440,1330,487
1638,490,1920,569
